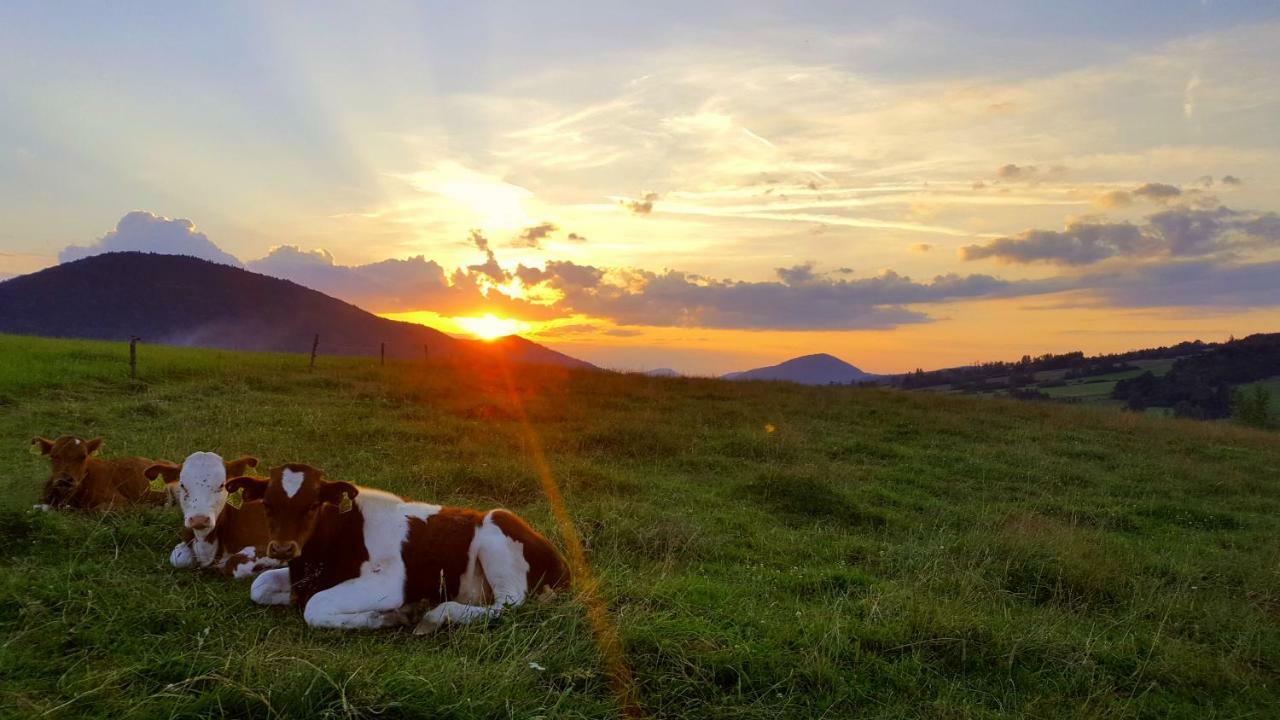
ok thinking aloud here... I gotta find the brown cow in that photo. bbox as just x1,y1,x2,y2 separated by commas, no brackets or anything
228,463,570,633
144,452,282,579
31,435,166,511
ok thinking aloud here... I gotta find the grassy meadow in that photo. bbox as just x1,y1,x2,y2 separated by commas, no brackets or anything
1,333,1278,719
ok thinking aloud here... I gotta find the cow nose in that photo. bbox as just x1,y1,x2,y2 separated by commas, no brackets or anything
268,541,298,560
186,515,212,530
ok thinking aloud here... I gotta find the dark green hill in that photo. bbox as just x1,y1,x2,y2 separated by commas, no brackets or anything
0,252,593,368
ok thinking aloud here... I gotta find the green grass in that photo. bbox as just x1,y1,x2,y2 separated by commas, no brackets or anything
1240,376,1280,398
1,333,1278,719
1041,380,1121,402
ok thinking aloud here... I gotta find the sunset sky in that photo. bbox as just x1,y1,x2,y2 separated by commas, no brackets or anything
2,2,1278,374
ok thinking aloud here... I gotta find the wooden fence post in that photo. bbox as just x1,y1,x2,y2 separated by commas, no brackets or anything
310,334,319,370
129,336,141,380
381,342,385,366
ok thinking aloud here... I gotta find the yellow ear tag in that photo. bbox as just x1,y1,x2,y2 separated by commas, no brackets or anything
148,477,167,493
28,443,43,456
338,492,353,514
226,488,245,510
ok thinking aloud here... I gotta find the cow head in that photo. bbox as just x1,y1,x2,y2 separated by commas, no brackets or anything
32,435,103,501
145,452,259,532
227,463,357,561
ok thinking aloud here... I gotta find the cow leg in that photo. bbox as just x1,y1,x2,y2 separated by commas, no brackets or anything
170,542,196,569
302,563,408,630
413,526,530,635
250,567,292,605
251,555,285,573
413,601,504,635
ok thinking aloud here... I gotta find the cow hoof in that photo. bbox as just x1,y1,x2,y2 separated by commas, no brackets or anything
413,617,443,636
32,504,52,512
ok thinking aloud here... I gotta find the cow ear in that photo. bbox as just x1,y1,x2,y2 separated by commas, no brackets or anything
31,437,54,456
226,476,269,501
223,456,259,477
84,438,104,455
318,480,359,507
144,462,182,485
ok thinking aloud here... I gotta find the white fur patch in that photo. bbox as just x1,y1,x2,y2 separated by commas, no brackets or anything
251,568,292,605
299,488,440,629
231,558,258,579
282,469,304,498
176,452,230,534
475,512,531,605
190,532,219,566
170,542,195,568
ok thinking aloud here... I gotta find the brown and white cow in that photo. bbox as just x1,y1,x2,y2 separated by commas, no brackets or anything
31,435,166,511
144,452,283,579
227,463,571,632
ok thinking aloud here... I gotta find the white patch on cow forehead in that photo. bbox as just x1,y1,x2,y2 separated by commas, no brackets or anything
180,452,227,488
282,469,305,498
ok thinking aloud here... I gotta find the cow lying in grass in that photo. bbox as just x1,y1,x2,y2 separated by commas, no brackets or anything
31,435,167,511
144,452,283,579
228,464,571,633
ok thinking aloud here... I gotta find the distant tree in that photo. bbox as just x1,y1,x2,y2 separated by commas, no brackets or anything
1233,386,1274,429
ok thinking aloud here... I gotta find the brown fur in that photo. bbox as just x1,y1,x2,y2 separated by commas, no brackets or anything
146,456,269,572
33,435,165,511
221,552,255,578
171,500,273,572
229,465,366,609
403,507,487,606
231,464,570,620
490,509,572,591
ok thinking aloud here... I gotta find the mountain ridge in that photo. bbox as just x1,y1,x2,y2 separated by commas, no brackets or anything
0,252,594,369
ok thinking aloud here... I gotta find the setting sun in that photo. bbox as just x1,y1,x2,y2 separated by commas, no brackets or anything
454,313,526,341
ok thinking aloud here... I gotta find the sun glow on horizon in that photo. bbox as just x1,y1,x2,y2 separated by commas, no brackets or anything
452,313,528,340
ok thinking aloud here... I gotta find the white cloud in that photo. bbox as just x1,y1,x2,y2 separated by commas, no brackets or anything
59,211,242,267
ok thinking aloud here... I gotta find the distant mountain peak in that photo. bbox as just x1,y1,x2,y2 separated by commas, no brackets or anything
644,367,681,377
723,353,875,385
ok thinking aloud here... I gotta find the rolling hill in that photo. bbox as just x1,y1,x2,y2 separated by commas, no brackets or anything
1,333,1277,717
723,353,877,384
0,252,593,368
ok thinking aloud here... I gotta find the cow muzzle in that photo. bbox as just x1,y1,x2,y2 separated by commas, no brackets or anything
268,541,300,560
186,515,212,531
